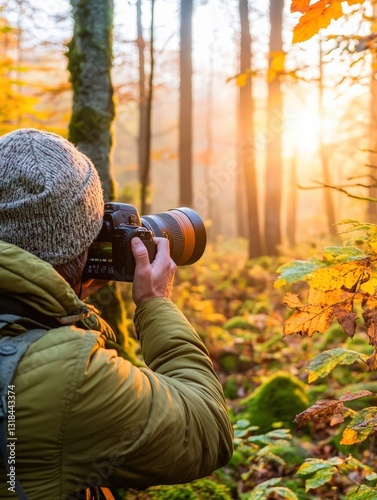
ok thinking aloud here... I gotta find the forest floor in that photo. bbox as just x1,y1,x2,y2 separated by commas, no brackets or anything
119,239,377,500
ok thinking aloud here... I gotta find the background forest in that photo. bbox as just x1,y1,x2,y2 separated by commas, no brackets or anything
2,0,377,499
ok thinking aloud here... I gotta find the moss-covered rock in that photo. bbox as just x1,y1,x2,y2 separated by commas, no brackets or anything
240,371,309,433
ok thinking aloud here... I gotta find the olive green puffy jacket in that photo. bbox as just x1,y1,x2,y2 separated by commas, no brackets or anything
0,241,233,499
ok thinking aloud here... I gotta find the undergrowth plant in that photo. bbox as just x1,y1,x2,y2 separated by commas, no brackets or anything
275,220,377,497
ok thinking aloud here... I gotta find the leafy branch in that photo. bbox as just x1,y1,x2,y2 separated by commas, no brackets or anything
275,223,377,453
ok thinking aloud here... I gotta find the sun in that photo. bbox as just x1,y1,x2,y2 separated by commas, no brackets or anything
285,106,322,156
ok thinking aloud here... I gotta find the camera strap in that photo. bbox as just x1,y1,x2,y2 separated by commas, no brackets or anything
0,295,61,329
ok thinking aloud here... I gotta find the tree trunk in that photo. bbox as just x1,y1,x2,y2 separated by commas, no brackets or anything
287,149,297,247
140,0,155,215
67,0,115,202
318,37,337,236
239,0,262,258
368,2,377,222
238,0,262,257
179,0,193,207
203,37,215,241
236,77,247,239
264,0,284,256
136,0,150,214
67,0,128,356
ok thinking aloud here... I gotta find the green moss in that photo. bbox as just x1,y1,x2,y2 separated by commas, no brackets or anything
240,371,309,433
68,106,114,147
121,478,233,500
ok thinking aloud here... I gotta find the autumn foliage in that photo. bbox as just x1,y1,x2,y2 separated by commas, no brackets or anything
275,220,377,458
290,0,364,43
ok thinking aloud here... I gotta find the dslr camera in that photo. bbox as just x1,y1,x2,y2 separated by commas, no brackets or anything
83,202,207,282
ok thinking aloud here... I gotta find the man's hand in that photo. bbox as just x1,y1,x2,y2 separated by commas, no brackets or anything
131,236,176,307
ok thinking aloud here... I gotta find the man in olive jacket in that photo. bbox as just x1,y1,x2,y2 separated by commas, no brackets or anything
0,129,233,499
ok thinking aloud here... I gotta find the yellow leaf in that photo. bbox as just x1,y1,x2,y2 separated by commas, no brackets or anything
306,260,368,292
307,287,352,305
270,51,286,72
340,407,377,444
370,241,377,254
360,274,377,295
236,72,249,87
340,428,358,445
284,293,302,308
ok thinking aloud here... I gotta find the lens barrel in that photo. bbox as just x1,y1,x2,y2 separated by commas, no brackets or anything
141,207,206,265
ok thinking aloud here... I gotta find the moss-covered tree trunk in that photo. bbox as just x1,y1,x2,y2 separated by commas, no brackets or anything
67,0,129,352
67,0,115,202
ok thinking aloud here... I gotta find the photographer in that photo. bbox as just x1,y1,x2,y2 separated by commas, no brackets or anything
0,129,233,499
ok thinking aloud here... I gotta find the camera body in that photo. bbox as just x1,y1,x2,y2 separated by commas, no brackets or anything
83,202,156,282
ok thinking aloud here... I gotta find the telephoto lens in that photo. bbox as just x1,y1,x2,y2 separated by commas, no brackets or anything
141,208,207,265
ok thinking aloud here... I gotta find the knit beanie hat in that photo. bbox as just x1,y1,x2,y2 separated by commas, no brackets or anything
0,128,104,266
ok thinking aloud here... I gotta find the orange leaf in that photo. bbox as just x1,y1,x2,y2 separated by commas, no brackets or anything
290,0,311,13
283,288,356,338
292,0,343,44
283,293,302,308
283,304,334,337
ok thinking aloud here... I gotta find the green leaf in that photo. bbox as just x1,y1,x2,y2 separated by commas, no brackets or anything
248,435,272,445
327,456,343,466
275,258,327,287
346,484,377,499
234,419,251,429
256,450,286,466
249,478,283,500
305,467,335,490
306,348,367,383
234,429,248,438
297,458,334,476
322,246,366,263
265,429,292,440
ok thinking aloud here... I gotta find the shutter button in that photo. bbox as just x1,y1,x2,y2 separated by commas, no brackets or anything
0,344,17,355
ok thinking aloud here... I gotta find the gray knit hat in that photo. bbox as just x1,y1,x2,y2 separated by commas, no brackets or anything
0,128,104,265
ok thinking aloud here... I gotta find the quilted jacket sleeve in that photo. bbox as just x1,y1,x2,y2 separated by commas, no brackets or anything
62,298,233,491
